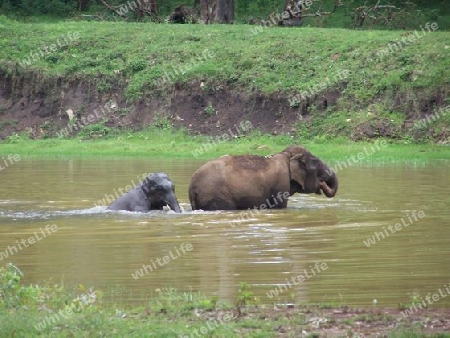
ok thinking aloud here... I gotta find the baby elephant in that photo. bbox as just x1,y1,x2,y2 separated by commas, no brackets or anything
108,172,181,213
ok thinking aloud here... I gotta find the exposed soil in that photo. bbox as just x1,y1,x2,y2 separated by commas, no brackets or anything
191,305,450,337
0,70,448,142
0,71,309,140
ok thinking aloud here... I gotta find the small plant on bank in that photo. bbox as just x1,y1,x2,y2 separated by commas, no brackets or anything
204,103,215,117
235,282,259,316
318,294,347,309
97,79,112,93
79,122,112,139
153,111,172,130
39,120,55,138
236,282,254,306
289,100,300,109
0,119,18,130
0,263,26,308
5,131,31,143
68,116,78,127
117,107,132,116
403,291,422,308
45,54,59,64
128,59,146,73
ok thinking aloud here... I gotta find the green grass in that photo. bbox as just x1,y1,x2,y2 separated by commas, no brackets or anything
1,15,449,143
1,15,449,99
0,128,449,164
0,16,449,143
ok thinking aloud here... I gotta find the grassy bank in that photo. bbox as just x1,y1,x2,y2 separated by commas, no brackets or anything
0,16,449,142
0,128,449,163
1,264,450,337
0,16,450,142
1,16,449,98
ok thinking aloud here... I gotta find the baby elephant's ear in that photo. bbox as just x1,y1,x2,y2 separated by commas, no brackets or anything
147,173,157,180
141,175,155,195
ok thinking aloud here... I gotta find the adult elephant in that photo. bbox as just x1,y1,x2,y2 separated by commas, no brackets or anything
188,145,337,211
108,172,181,213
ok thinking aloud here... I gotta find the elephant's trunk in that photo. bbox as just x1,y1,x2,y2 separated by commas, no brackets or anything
320,171,338,198
166,194,182,213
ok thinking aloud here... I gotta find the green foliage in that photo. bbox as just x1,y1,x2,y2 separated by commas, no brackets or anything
0,119,17,130
0,263,26,308
1,20,448,124
128,59,146,73
150,287,217,314
0,0,76,16
0,0,449,33
317,293,347,310
97,79,112,92
117,107,132,116
236,282,258,307
5,131,31,143
204,103,215,117
1,267,449,337
0,263,83,310
406,291,422,307
45,53,59,64
78,122,113,139
0,263,104,336
0,127,448,163
153,111,172,130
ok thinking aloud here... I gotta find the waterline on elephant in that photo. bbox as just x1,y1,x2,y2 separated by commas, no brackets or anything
108,172,181,213
189,145,338,211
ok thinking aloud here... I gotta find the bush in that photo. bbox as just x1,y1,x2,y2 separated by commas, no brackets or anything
0,263,100,312
0,263,25,308
0,0,75,16
79,122,113,139
128,59,147,73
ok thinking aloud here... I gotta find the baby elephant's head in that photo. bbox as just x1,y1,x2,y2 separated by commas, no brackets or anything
141,173,181,213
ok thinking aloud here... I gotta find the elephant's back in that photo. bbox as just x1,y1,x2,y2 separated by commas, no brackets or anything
189,158,229,210
190,158,227,186
229,155,269,171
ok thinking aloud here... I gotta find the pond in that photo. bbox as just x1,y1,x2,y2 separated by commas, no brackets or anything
0,157,449,308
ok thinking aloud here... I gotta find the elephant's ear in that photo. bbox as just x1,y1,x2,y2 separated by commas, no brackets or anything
290,152,320,194
141,176,155,197
289,153,307,192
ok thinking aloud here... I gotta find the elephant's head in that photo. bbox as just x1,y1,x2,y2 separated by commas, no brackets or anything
315,160,338,198
282,146,338,198
141,173,182,213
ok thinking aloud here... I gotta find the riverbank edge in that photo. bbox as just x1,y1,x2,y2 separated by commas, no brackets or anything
0,130,449,163
1,20,449,144
1,282,450,337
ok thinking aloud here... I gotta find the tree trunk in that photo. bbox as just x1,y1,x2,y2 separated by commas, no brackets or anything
78,0,91,12
281,0,302,26
200,0,234,24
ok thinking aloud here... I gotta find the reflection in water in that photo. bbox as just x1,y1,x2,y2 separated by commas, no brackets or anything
0,158,449,307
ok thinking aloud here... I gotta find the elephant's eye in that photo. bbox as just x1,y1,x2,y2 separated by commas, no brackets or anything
298,161,307,168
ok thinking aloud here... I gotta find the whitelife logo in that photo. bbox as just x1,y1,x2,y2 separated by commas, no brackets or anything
131,243,193,279
0,224,58,261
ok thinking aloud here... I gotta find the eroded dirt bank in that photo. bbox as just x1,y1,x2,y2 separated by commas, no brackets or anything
0,70,448,142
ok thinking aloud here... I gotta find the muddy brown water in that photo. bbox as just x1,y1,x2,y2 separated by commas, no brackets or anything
0,158,449,308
